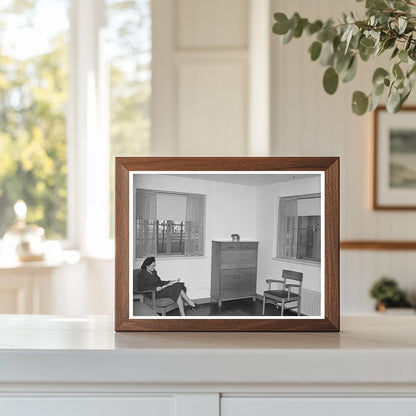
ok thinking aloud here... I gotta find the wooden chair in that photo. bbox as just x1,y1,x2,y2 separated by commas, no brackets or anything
262,270,303,316
132,293,158,316
137,289,179,316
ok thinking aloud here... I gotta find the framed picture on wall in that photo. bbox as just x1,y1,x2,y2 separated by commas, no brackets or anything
115,157,340,332
374,106,416,209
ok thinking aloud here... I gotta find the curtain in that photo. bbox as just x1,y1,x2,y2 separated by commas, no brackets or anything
136,189,157,258
277,197,298,259
184,195,204,256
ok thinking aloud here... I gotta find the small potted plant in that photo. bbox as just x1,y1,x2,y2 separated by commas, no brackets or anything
369,276,412,312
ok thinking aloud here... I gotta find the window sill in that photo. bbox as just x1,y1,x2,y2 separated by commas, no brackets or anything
272,257,321,268
137,255,207,261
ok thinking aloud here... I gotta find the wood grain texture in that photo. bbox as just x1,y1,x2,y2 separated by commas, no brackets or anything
341,241,416,250
114,157,340,332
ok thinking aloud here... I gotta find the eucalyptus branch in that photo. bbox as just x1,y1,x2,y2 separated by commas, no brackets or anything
272,0,416,114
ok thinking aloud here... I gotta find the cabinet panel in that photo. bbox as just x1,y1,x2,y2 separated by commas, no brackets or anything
1,396,175,416
221,397,416,416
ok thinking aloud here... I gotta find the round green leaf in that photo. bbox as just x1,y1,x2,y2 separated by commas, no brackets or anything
384,37,396,50
352,91,369,115
360,37,375,48
323,67,339,95
391,47,399,59
405,34,413,51
373,82,385,96
342,56,357,83
393,63,404,79
282,29,293,45
309,41,322,61
387,87,401,113
273,13,290,35
320,41,335,66
369,92,383,112
307,20,323,35
399,50,408,63
372,68,389,86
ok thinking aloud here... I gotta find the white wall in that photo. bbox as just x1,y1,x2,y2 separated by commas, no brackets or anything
133,175,257,299
271,0,416,314
256,177,322,296
152,0,251,156
31,0,416,316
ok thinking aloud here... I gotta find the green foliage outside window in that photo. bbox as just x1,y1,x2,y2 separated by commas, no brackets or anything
0,1,69,238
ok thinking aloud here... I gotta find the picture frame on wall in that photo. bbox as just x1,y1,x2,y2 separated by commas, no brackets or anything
115,157,340,332
374,106,416,210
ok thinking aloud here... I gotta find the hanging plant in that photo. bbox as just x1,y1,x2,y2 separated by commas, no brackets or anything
272,0,416,115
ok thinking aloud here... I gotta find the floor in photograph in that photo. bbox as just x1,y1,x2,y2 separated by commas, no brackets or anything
166,298,299,317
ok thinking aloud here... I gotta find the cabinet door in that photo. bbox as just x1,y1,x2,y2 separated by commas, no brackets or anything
221,397,416,416
1,396,175,416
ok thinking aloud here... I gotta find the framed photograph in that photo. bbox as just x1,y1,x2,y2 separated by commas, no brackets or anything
374,106,416,209
115,157,339,332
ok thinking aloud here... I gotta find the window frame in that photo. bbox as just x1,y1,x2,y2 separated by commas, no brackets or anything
274,193,321,265
135,188,206,260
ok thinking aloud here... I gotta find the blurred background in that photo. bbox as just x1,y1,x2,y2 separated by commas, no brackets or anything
0,0,415,316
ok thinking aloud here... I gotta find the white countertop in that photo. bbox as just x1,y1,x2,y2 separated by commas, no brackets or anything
0,315,415,388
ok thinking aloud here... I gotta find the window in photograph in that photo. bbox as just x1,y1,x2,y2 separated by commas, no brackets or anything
136,189,205,258
0,0,70,239
276,194,321,263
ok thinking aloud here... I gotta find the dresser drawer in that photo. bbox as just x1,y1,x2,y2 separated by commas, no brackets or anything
220,268,256,279
220,242,258,251
220,286,256,300
221,249,257,266
220,275,256,291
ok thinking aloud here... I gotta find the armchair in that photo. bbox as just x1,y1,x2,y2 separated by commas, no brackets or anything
132,293,158,316
137,289,179,316
262,270,303,316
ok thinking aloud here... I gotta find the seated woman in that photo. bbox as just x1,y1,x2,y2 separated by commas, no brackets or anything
134,256,196,316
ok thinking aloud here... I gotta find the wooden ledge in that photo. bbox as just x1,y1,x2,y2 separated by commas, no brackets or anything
341,241,416,250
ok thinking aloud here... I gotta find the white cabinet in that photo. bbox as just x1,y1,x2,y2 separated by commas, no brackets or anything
221,398,416,416
1,397,175,416
1,315,416,415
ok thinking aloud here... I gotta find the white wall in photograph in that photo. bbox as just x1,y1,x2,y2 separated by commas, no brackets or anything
132,174,257,299
256,176,322,316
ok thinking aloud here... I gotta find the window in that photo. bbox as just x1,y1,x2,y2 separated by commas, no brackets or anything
106,0,151,237
276,194,321,263
0,0,151,255
0,0,70,239
136,189,205,258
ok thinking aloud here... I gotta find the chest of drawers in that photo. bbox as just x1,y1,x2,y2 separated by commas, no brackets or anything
210,241,258,307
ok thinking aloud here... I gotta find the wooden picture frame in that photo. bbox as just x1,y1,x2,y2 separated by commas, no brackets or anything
115,157,339,332
373,106,416,210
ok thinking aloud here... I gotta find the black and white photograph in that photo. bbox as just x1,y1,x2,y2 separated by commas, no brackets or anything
130,171,324,319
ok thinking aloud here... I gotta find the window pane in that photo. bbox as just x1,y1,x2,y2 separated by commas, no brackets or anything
106,0,152,237
0,0,70,239
297,215,320,262
136,188,205,258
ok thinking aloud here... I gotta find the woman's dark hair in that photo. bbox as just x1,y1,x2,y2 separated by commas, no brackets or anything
141,256,155,270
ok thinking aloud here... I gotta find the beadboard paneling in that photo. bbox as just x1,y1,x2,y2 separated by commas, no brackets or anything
271,0,416,314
